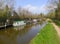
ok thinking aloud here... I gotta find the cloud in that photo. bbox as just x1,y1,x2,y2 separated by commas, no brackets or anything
22,4,47,14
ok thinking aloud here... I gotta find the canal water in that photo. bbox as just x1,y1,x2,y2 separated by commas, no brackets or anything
0,23,46,44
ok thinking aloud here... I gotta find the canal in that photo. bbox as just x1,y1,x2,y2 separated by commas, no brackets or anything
0,23,46,44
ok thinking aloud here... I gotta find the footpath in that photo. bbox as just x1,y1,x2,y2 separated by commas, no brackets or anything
52,23,60,37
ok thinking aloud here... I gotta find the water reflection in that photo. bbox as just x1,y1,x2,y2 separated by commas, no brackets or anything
13,25,25,30
0,23,46,44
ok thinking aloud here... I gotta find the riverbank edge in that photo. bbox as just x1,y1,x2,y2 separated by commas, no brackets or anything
53,20,60,27
30,22,60,44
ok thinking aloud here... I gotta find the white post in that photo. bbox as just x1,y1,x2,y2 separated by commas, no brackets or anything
5,23,6,29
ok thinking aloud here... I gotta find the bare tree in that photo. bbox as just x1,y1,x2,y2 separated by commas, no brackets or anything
0,0,15,9
46,0,58,11
46,0,60,20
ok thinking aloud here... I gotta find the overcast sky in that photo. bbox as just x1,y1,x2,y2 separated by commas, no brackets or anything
14,0,49,14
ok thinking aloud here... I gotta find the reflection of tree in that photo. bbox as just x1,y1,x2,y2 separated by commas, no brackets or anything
0,24,35,44
15,24,33,36
0,28,17,44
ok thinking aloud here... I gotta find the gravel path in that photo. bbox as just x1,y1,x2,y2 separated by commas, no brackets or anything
52,23,60,37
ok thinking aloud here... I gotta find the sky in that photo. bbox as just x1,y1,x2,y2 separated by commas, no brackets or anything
14,0,49,14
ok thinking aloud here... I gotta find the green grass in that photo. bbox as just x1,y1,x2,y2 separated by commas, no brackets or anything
30,23,60,44
53,20,60,27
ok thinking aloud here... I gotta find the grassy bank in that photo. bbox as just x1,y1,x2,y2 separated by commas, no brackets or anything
53,20,60,27
30,23,60,44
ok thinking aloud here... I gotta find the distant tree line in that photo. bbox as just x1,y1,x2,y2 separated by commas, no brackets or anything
0,0,45,25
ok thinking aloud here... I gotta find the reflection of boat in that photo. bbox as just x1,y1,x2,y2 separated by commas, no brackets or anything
13,21,26,26
13,25,25,30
